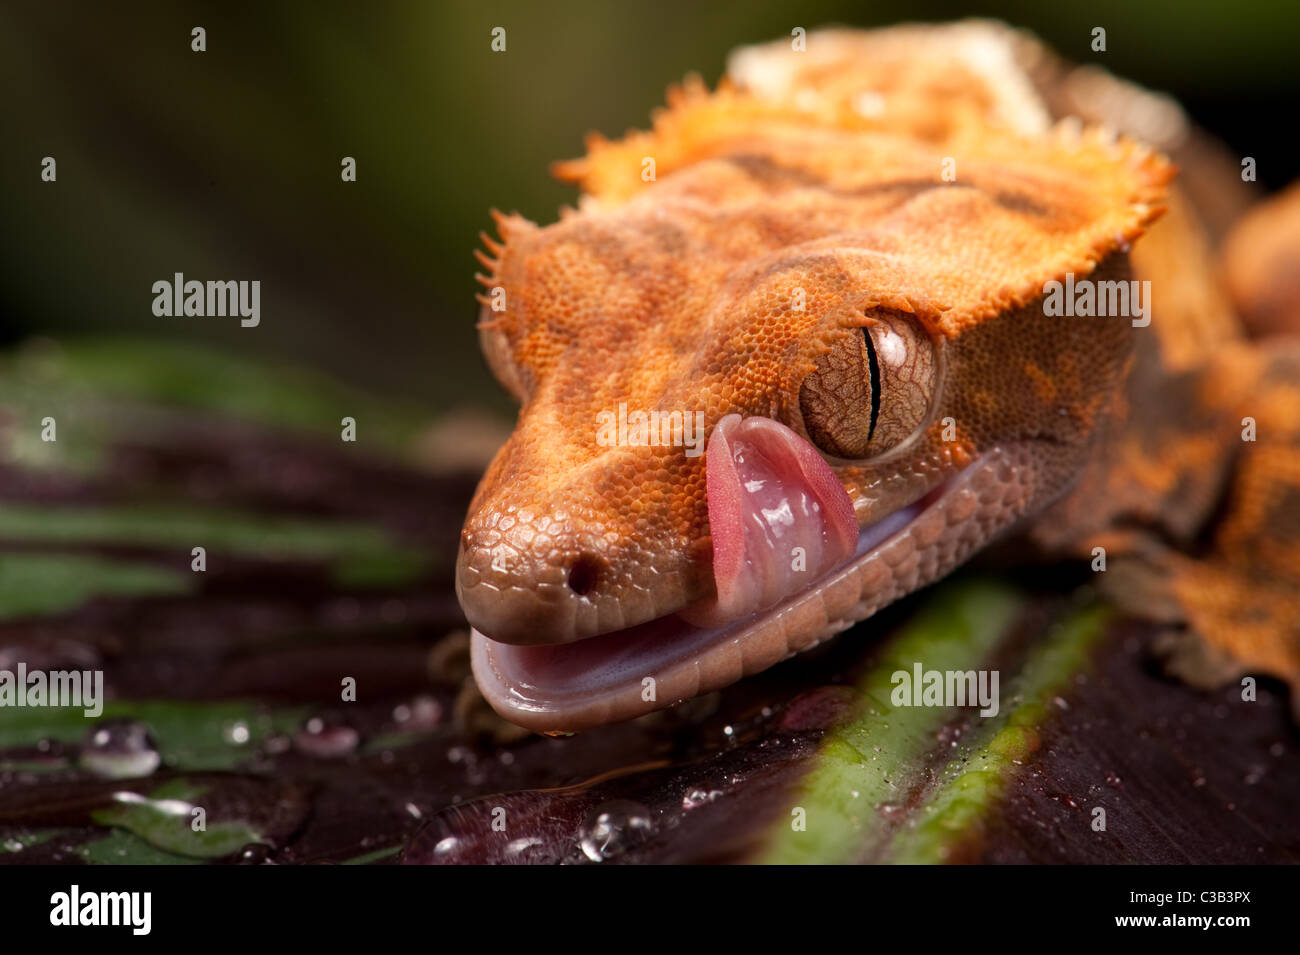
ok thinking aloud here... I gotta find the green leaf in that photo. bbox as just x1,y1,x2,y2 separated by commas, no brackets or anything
760,582,1111,864
0,552,190,622
0,699,306,772
90,779,263,859
761,580,1024,864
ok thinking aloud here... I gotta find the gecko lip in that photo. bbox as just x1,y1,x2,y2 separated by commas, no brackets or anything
471,470,959,734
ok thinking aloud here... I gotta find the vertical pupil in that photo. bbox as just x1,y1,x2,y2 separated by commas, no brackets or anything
862,327,880,442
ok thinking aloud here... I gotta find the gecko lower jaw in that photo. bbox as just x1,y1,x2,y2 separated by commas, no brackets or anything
469,455,1019,734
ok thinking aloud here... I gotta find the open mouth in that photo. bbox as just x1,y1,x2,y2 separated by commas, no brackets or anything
467,410,1036,734
471,477,951,733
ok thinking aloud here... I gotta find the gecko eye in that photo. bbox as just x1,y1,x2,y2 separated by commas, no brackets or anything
798,311,936,459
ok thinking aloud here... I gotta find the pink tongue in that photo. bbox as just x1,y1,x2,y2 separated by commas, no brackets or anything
682,413,859,627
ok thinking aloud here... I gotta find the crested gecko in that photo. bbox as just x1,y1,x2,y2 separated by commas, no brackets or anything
457,21,1300,733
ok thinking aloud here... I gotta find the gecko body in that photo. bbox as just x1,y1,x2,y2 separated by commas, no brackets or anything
458,22,1300,732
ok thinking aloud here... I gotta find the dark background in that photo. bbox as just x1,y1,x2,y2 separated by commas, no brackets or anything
3,0,1297,420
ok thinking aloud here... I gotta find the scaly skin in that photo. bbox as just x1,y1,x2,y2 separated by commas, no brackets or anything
457,21,1300,732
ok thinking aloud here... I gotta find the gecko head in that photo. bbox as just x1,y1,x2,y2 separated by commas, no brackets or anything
457,105,1169,733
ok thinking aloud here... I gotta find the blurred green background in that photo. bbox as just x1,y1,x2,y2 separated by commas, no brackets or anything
3,0,1297,419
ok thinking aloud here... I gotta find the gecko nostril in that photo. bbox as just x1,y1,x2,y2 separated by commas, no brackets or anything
566,555,600,597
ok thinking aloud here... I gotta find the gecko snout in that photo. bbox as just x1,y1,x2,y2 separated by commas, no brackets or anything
454,511,688,646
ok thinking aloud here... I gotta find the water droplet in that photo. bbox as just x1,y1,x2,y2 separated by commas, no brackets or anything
78,719,161,779
579,800,654,862
239,843,270,864
1047,791,1080,810
505,836,547,862
222,720,251,745
393,694,442,729
1105,771,1122,789
681,788,723,810
293,719,359,758
3,838,23,853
